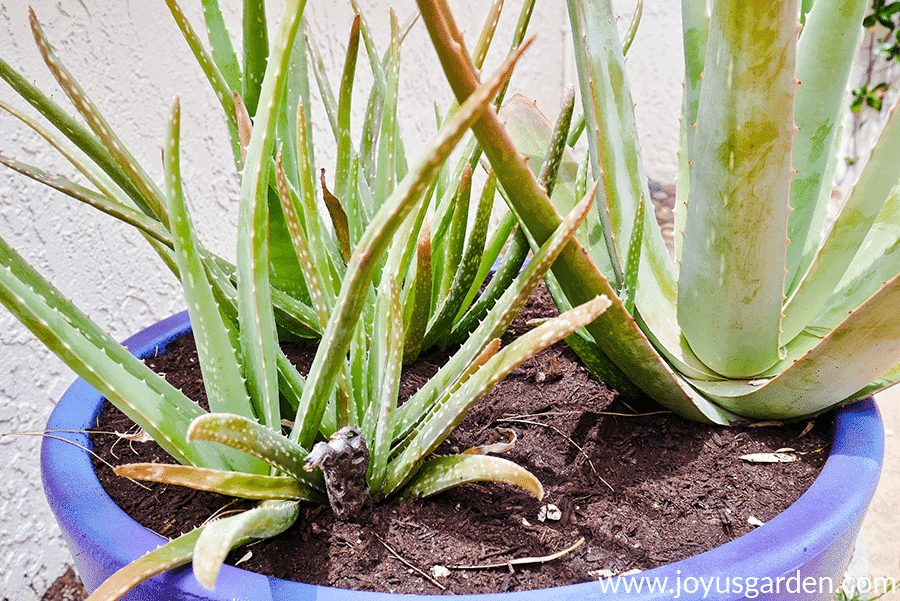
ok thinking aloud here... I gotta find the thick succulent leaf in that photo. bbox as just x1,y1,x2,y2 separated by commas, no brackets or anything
114,463,323,502
241,0,269,117
187,413,321,489
383,296,611,496
782,93,900,342
0,235,221,468
0,155,171,248
85,528,204,601
688,269,900,419
28,10,168,226
403,223,433,364
288,39,530,449
200,0,242,92
785,0,868,291
164,99,257,426
165,0,242,169
400,454,543,501
372,9,402,209
236,0,308,429
418,0,743,424
193,500,298,590
335,15,362,203
678,0,798,378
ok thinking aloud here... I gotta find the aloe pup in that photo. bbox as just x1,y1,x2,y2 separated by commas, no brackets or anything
421,0,900,423
0,1,610,598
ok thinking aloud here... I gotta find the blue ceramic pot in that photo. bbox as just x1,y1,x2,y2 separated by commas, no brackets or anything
41,311,884,600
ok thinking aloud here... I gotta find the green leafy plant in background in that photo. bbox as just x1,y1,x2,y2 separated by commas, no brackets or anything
0,0,610,598
419,0,900,424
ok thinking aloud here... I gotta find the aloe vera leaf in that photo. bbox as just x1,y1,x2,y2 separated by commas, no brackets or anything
782,93,900,343
193,500,298,590
163,99,261,459
678,0,798,378
303,23,339,138
289,42,529,450
236,0,308,430
423,169,495,350
200,0,241,92
403,223,433,364
397,182,598,433
539,86,576,200
28,10,168,226
0,60,159,225
785,0,869,292
622,194,645,316
321,173,352,264
241,0,269,117
187,413,324,489
335,15,362,204
688,269,900,419
275,150,330,328
400,454,543,501
438,164,472,302
0,98,121,199
674,0,709,262
449,223,528,344
114,463,323,501
165,0,242,170
384,296,611,496
499,93,715,381
367,277,403,492
85,528,207,601
373,10,401,209
495,0,537,106
418,2,744,423
621,0,643,55
0,155,171,249
0,236,222,468
471,0,505,69
350,0,388,96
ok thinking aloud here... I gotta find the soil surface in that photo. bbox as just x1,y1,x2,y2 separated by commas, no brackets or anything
78,285,833,595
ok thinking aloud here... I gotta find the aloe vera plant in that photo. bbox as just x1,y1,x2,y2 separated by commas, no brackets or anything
0,1,611,598
420,0,900,424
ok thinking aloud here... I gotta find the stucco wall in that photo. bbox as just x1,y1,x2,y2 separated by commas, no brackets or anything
0,1,682,596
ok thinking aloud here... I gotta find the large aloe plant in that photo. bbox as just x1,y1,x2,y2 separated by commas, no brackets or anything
0,1,611,598
420,0,900,424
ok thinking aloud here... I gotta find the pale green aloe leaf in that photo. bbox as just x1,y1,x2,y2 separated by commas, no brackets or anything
384,296,612,496
373,9,401,209
785,0,869,291
621,0,643,55
437,164,472,302
236,0,308,430
622,193,645,316
368,276,403,491
28,9,168,226
114,463,323,502
303,23,339,138
165,0,241,170
187,413,322,489
422,169,494,350
0,155,172,249
678,0,798,378
418,0,742,424
0,236,223,468
674,0,709,261
400,454,544,501
84,528,205,601
275,149,330,328
688,269,900,419
200,0,242,92
289,39,530,450
164,98,257,430
403,222,432,364
335,15,362,203
782,93,900,343
193,500,299,590
241,0,268,117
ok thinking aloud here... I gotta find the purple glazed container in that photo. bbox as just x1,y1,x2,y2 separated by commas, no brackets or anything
41,312,884,600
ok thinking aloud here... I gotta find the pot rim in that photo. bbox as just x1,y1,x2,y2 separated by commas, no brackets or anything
41,310,885,600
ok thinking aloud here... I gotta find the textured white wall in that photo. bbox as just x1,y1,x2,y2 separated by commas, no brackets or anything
0,1,682,596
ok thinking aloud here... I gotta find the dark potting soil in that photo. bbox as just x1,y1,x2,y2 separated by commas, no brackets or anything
86,286,831,595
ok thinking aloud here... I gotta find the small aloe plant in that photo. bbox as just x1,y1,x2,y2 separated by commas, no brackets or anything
0,1,610,598
421,0,900,424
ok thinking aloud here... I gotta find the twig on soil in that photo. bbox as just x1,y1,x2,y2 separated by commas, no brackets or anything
450,537,585,570
373,533,447,591
498,418,614,492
